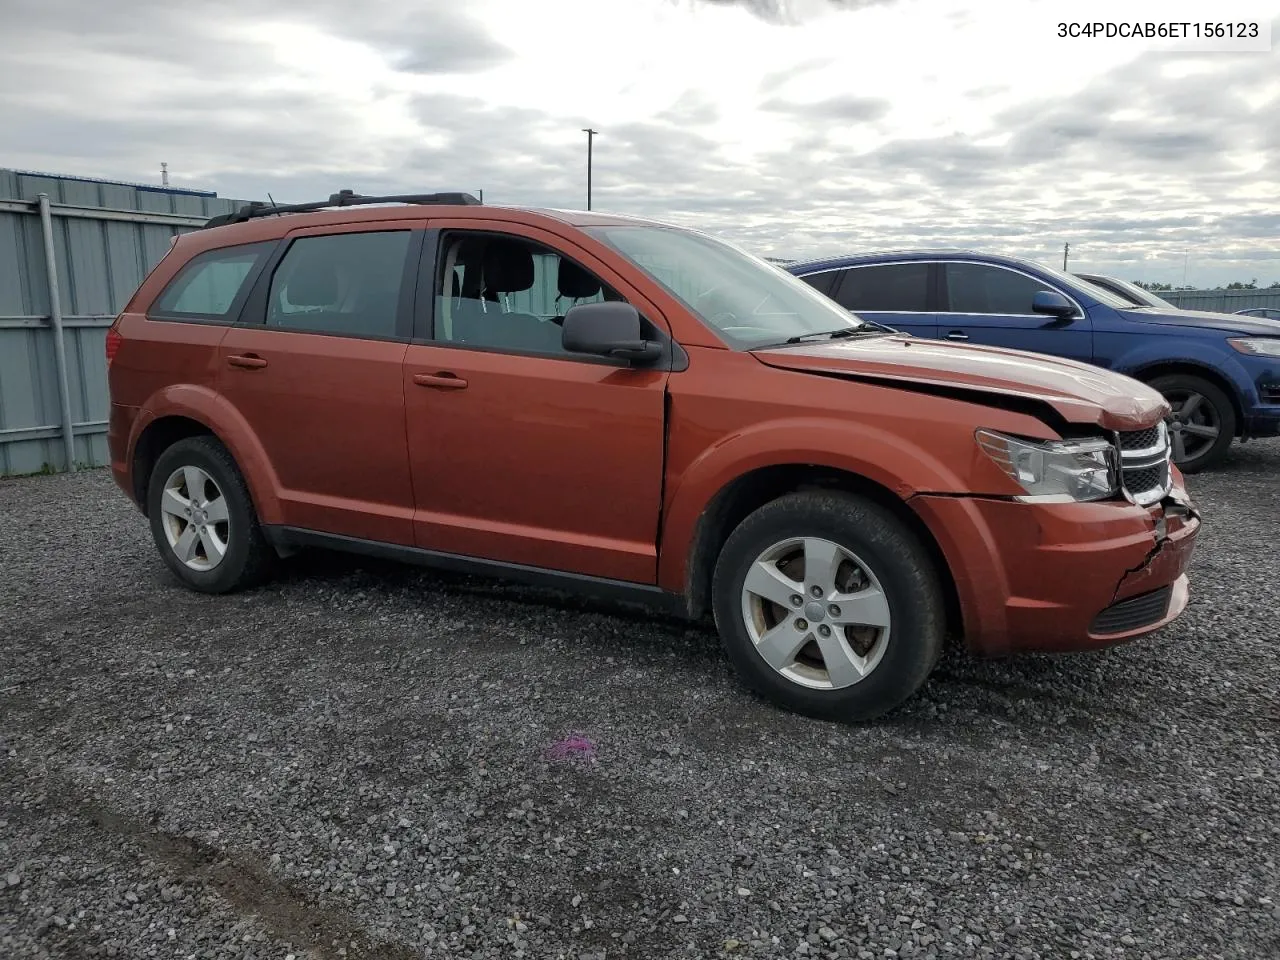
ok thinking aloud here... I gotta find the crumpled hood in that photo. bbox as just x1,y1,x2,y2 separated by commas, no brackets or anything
1121,307,1280,337
752,335,1169,431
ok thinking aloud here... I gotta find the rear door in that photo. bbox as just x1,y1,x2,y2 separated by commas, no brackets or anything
217,221,424,545
120,240,274,409
939,261,1094,363
825,262,938,337
401,221,670,584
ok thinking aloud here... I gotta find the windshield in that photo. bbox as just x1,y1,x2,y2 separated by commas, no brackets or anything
1073,276,1146,306
1099,277,1177,310
1017,259,1136,310
586,225,885,348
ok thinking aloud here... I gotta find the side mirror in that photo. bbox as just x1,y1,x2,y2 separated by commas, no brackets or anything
1032,290,1076,319
562,302,663,363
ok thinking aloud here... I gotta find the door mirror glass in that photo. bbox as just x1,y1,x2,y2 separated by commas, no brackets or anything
1032,290,1076,319
562,302,662,362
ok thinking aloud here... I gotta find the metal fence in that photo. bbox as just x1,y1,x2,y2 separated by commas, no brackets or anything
0,170,248,476
1160,288,1280,313
4,170,1275,476
0,173,708,477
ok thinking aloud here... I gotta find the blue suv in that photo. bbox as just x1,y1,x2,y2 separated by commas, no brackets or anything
787,251,1280,472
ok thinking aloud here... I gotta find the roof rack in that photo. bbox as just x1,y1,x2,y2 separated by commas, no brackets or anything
201,189,482,229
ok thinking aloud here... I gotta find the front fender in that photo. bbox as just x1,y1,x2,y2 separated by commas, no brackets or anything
131,383,284,525
1112,338,1256,403
656,416,970,595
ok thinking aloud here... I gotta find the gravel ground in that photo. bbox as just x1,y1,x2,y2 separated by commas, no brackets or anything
2,442,1279,960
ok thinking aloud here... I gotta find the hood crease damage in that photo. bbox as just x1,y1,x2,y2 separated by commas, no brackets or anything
752,335,1170,433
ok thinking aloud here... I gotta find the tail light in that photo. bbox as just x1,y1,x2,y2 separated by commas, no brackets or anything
105,325,123,364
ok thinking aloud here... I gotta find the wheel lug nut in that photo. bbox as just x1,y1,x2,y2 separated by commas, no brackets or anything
810,585,823,598
818,624,831,637
795,619,808,631
828,604,840,617
790,595,803,607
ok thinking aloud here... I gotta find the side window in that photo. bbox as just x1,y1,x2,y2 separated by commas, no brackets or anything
266,231,412,339
834,263,930,312
799,271,839,297
434,232,624,356
946,263,1057,316
150,241,272,321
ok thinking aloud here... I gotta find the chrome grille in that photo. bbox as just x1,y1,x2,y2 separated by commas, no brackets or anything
1117,421,1172,507
1118,426,1161,451
1123,465,1163,493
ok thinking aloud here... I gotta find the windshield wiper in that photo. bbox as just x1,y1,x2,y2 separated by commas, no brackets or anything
783,327,879,344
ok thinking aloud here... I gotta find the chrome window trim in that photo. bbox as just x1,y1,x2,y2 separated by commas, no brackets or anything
793,258,1088,321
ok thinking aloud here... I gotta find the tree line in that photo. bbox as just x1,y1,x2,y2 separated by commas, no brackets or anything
1134,280,1280,291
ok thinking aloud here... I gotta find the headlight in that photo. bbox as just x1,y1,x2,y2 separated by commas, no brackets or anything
1228,338,1280,358
976,430,1119,503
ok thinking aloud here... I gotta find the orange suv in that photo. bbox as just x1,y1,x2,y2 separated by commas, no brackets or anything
106,191,1200,720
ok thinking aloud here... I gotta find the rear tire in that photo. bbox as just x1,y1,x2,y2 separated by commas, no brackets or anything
1146,373,1235,473
711,491,945,722
146,436,275,593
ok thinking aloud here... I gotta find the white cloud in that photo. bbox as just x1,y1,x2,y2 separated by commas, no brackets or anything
0,0,1277,286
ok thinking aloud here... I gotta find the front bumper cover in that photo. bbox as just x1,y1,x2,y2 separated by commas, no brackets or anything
910,481,1201,657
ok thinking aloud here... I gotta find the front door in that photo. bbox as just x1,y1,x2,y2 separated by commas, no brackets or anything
402,223,669,584
217,223,423,545
939,261,1094,364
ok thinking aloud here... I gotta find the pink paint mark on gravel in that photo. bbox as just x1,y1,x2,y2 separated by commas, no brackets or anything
545,735,597,763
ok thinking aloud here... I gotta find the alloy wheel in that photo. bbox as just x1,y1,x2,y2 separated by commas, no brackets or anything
159,465,230,571
1165,389,1221,464
739,536,891,690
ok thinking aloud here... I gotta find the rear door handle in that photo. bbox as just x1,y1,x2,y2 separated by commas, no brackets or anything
227,354,268,369
944,331,969,341
413,372,468,390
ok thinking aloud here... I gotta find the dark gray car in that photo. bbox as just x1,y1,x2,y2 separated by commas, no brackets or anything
1074,273,1178,310
1236,307,1280,320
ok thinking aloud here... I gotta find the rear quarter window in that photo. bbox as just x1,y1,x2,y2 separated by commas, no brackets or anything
149,241,274,322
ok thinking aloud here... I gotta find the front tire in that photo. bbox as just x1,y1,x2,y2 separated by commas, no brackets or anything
146,436,274,593
1146,373,1235,473
711,491,945,722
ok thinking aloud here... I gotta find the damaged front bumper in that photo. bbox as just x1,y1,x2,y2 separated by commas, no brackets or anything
909,481,1202,657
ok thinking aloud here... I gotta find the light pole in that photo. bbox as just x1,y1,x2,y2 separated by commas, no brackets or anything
1063,242,1069,270
582,128,598,210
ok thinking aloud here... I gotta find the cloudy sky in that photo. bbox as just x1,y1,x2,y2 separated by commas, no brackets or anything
2,0,1278,287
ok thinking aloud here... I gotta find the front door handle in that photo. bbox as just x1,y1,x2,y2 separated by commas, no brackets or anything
944,331,969,341
413,372,468,390
227,354,268,369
